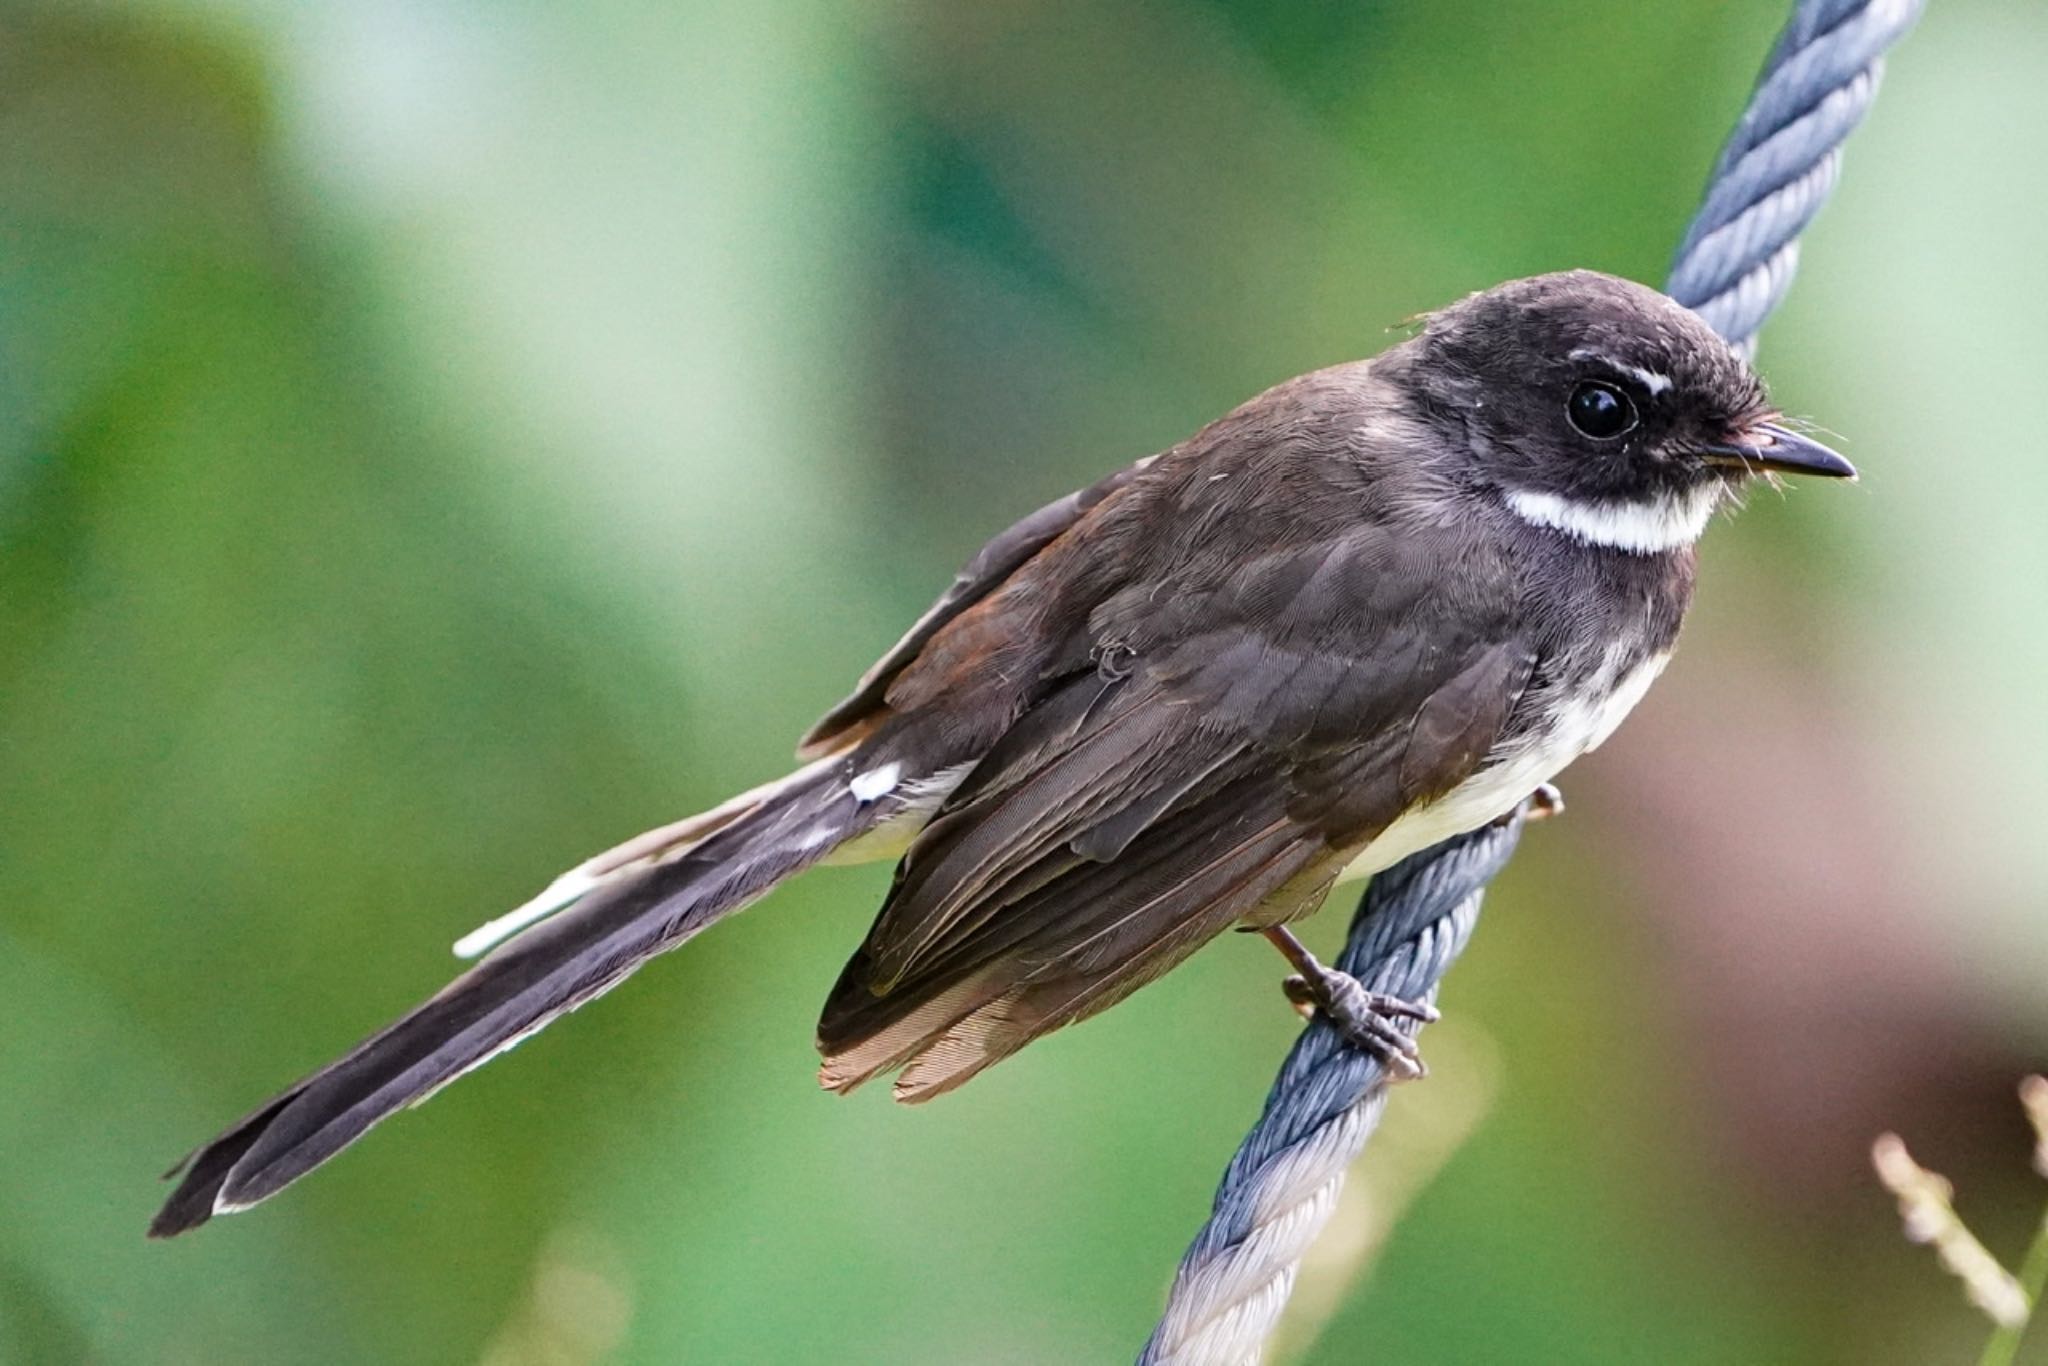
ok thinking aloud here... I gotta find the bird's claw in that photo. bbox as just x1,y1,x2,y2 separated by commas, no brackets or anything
1280,967,1439,1081
1494,782,1564,827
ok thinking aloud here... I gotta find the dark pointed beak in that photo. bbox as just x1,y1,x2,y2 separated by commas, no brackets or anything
1700,422,1857,480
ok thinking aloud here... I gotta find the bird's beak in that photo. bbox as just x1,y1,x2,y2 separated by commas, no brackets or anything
1700,422,1856,480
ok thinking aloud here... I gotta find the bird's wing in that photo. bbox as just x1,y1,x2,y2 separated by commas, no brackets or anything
799,456,1154,757
816,503,1537,1100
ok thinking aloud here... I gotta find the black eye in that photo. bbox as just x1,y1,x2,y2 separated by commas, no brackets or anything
1566,381,1638,440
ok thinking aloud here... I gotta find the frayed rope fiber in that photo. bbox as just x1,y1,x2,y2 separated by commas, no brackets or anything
1137,3,1923,1362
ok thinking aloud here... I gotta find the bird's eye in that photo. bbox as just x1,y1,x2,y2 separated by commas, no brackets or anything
1566,381,1638,440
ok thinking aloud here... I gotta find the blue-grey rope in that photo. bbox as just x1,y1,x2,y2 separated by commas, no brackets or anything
1669,0,1923,352
1137,3,1923,1362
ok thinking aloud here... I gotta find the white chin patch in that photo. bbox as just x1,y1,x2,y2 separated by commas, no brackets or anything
1503,484,1719,555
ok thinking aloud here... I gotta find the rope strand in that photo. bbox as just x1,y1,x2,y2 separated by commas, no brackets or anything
1138,3,1923,1360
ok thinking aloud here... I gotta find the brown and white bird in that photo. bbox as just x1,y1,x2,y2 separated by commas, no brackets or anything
149,269,1852,1237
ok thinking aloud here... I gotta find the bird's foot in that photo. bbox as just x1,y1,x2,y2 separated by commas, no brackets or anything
1263,927,1437,1080
1281,968,1437,1079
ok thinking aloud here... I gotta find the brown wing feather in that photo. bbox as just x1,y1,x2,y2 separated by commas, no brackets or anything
891,840,1330,1101
860,677,1246,992
819,783,1325,1099
817,643,1533,1097
806,373,1545,1100
799,458,1152,757
1399,643,1538,805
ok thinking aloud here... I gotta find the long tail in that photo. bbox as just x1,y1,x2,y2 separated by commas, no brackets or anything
150,751,886,1237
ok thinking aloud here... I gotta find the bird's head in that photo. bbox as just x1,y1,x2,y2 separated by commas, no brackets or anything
1398,270,1852,551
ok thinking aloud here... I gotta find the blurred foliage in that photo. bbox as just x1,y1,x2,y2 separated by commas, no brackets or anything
3,2,2044,1363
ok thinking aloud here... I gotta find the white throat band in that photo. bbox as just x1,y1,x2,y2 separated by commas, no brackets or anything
1503,484,1719,554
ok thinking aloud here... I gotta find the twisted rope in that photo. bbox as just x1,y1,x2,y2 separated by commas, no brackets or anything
1140,816,1522,1366
1668,0,1923,353
1138,3,1923,1362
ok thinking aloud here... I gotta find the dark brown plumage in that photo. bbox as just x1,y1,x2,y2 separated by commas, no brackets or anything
150,270,1851,1236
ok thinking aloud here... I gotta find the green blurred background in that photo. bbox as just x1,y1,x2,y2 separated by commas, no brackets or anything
4,1,2046,1362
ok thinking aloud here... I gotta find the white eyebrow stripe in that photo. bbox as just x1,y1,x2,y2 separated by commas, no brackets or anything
1568,347,1673,396
1623,365,1673,396
1504,485,1719,554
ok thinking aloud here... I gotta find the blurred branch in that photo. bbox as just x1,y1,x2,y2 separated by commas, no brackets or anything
1871,1077,2048,1366
1871,1131,2028,1333
1978,1077,2048,1366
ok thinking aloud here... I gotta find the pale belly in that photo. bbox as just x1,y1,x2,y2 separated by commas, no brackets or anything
1334,650,1670,885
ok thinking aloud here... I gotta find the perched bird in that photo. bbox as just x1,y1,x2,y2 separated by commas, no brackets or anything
149,269,1852,1237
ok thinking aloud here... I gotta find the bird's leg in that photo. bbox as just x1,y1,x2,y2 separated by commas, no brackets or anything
1261,926,1437,1080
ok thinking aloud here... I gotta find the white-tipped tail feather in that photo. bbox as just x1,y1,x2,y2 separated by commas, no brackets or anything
452,868,600,959
452,754,848,959
150,748,957,1238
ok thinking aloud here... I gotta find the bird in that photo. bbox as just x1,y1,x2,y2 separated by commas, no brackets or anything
148,269,1854,1238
